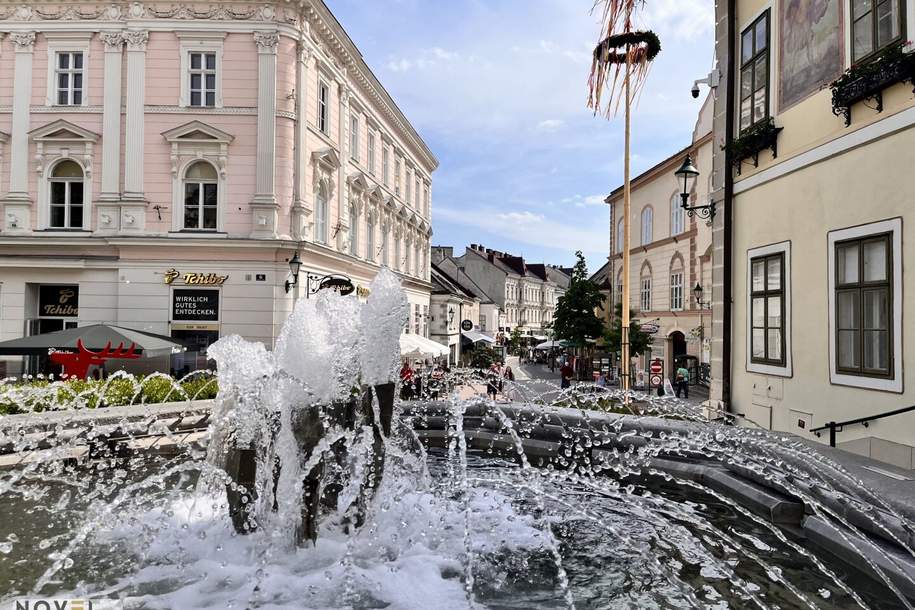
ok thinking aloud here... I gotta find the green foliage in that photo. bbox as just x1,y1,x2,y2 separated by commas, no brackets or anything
140,375,188,404
181,375,219,400
507,327,523,354
552,252,605,348
468,345,499,369
604,302,653,357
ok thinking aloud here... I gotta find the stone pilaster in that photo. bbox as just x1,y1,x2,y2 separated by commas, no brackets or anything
3,32,36,233
99,32,124,202
291,42,313,240
250,31,279,238
122,31,147,203
336,81,350,252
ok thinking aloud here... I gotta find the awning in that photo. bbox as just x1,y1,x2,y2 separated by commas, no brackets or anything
532,335,548,341
461,330,496,344
399,333,449,359
0,324,187,357
534,339,569,350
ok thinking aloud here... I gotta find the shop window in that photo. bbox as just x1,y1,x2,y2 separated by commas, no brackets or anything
49,160,85,229
739,11,770,132
183,162,218,230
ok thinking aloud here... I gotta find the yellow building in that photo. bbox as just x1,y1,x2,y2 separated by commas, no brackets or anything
711,0,915,467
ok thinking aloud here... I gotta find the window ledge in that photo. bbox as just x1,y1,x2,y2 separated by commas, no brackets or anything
38,229,91,234
829,372,902,393
167,231,228,238
831,45,915,127
747,361,791,378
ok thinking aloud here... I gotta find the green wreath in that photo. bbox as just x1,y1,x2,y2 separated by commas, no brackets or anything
593,30,661,64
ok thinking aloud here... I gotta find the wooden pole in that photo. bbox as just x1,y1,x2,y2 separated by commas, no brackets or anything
621,40,632,405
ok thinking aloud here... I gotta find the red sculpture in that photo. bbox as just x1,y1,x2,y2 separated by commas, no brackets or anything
50,339,140,379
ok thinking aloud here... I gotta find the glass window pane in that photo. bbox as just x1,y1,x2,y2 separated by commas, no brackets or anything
73,53,83,69
755,17,767,51
853,15,874,60
854,0,873,16
753,88,767,123
203,206,217,230
863,240,887,281
740,99,752,131
53,160,83,178
190,91,201,106
50,205,65,228
876,0,900,48
754,56,767,91
190,53,201,69
58,73,69,90
73,90,82,105
205,74,216,90
838,330,860,368
50,181,66,203
742,29,754,64
863,289,888,330
863,330,889,371
766,257,781,290
69,182,83,206
190,74,201,90
206,92,215,106
767,296,781,328
752,329,765,358
58,90,69,105
58,53,69,69
203,183,217,206
205,53,216,70
69,205,82,228
186,162,217,180
837,244,859,284
837,291,859,329
767,329,781,361
185,183,200,207
73,73,82,89
752,297,765,327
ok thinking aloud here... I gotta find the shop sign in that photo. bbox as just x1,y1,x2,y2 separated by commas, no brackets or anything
461,319,473,331
318,275,355,296
640,322,660,335
39,285,79,317
356,285,371,299
172,289,219,321
164,268,228,286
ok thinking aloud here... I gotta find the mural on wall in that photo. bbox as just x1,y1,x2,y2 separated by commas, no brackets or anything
779,0,844,111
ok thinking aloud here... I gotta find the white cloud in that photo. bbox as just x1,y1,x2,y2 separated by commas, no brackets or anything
385,47,461,72
497,211,544,224
641,0,715,42
536,119,565,132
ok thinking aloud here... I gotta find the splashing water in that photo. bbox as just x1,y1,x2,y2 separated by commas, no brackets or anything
0,269,913,609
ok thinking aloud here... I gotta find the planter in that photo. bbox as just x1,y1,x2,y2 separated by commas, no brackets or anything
831,45,915,126
726,117,783,175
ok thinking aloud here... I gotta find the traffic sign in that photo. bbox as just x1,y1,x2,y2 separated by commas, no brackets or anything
650,374,662,387
650,358,663,375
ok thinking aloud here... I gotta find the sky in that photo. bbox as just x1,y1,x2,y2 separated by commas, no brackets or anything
326,0,715,270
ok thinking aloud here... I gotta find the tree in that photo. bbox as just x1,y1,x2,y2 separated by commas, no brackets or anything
552,251,605,347
507,327,523,354
604,302,653,357
468,344,498,369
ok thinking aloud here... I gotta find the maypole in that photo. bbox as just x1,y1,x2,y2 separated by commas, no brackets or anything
588,1,660,405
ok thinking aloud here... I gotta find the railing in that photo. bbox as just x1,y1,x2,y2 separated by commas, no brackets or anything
810,404,915,447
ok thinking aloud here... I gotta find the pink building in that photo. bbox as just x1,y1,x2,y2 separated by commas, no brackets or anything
0,2,437,376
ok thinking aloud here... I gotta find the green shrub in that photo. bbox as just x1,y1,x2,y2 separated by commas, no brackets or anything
140,375,187,404
181,375,219,400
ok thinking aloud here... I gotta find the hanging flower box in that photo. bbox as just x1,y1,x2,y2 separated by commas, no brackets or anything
726,117,782,175
831,44,915,127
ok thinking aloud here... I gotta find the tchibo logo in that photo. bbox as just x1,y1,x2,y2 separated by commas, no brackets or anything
13,600,92,610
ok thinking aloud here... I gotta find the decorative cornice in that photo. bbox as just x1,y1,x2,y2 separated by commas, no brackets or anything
10,31,35,52
99,31,124,51
144,105,257,115
122,30,148,51
253,30,279,53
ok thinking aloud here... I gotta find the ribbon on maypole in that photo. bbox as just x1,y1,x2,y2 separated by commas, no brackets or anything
587,0,661,116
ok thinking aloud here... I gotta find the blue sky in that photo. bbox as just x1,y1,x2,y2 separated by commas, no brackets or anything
326,0,714,270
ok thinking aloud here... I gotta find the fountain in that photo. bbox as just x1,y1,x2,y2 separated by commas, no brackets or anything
1,268,914,609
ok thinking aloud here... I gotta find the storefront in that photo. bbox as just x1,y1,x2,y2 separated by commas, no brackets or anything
169,286,221,376
25,284,81,375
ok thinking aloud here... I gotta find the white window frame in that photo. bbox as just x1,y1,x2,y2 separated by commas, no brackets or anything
671,193,685,236
616,218,625,253
382,146,390,185
828,219,902,392
47,160,86,229
178,33,225,109
641,206,653,245
317,79,329,135
424,184,430,218
349,204,359,256
414,177,420,209
181,161,220,231
405,167,412,203
350,114,359,161
46,34,91,107
314,182,329,244
640,275,652,312
381,223,390,266
367,132,376,175
670,270,684,311
366,213,375,262
746,240,793,377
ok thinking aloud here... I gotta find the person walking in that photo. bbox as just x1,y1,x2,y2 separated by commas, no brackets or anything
400,362,415,400
559,360,574,389
675,364,690,399
486,362,500,400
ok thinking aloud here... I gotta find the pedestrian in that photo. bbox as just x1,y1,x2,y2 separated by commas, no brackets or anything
486,362,500,400
596,372,607,388
560,360,574,389
400,361,414,400
675,364,690,399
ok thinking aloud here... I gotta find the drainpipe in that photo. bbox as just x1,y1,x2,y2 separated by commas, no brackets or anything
722,0,737,409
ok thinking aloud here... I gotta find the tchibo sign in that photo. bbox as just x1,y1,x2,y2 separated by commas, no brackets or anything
12,600,94,610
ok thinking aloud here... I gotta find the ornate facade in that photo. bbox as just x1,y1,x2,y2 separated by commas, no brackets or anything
0,1,437,375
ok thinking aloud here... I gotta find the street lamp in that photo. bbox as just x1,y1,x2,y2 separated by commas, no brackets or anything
692,282,711,309
284,251,303,294
675,154,716,220
448,306,455,326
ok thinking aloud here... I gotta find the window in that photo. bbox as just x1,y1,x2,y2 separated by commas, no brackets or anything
383,146,390,185
394,158,401,196
616,219,625,253
55,52,83,105
317,80,329,134
671,193,685,235
188,52,216,107
182,162,218,230
349,204,359,256
739,11,770,132
350,115,359,161
640,274,652,312
852,0,904,62
314,183,328,244
424,186,430,217
48,160,84,229
406,169,412,203
750,253,785,366
615,271,623,306
367,133,376,175
395,237,402,271
414,177,420,209
381,224,390,266
366,214,375,261
670,270,684,311
834,235,892,376
640,207,653,245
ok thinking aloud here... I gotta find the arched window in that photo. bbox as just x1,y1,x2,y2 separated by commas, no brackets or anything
49,160,84,229
670,256,685,311
640,266,652,312
670,193,685,236
616,218,625,253
183,161,218,230
366,213,375,262
314,182,328,244
349,204,359,256
615,269,623,306
640,207,653,245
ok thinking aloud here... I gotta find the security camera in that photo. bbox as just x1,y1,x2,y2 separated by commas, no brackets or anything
691,83,701,99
